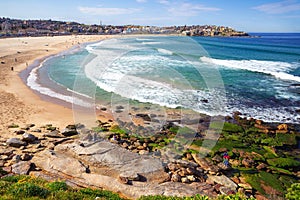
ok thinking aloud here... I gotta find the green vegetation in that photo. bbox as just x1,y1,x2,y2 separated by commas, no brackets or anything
286,183,300,200
109,125,128,135
138,193,255,200
0,175,123,200
7,123,19,128
267,158,300,169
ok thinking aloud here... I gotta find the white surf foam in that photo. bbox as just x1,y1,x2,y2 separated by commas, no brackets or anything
200,57,300,82
27,61,92,108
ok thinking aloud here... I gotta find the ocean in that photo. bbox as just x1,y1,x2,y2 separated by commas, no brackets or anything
27,33,300,124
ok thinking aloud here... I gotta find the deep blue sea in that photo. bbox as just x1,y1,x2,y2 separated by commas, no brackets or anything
27,33,300,123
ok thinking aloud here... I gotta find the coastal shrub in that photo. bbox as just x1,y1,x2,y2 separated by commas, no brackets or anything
46,181,68,191
267,158,300,169
8,182,49,198
1,175,28,183
286,183,300,200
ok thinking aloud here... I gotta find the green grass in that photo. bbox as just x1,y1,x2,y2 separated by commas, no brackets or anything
0,175,123,200
267,158,300,169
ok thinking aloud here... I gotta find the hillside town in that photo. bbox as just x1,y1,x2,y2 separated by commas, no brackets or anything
0,17,249,37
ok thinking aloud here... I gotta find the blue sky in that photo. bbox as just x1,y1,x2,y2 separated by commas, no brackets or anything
1,0,300,32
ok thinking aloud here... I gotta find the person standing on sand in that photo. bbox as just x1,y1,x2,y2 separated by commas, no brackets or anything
11,66,14,71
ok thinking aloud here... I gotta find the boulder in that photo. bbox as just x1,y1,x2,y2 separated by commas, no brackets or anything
31,140,211,199
61,128,78,137
12,161,33,175
207,175,237,192
277,124,288,131
171,174,181,182
256,163,268,170
44,130,64,138
242,158,254,168
119,172,140,181
6,138,27,148
22,133,37,143
191,154,220,174
15,130,25,135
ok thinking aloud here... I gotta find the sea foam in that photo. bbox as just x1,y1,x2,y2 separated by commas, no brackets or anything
200,56,300,82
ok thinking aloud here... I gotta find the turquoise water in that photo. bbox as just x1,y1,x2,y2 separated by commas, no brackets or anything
28,34,300,123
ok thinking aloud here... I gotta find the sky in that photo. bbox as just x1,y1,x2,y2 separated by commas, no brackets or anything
1,0,300,32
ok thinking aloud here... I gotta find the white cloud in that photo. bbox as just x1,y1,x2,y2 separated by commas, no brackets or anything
78,6,140,15
167,3,221,17
158,0,170,5
136,0,147,3
253,0,300,14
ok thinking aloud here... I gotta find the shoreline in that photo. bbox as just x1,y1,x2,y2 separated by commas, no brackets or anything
0,35,114,135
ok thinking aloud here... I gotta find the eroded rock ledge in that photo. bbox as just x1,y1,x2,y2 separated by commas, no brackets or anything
31,139,212,199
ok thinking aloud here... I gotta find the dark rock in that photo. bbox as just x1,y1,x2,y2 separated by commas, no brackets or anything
32,129,42,133
21,153,31,161
6,138,27,148
201,99,209,103
22,133,37,143
11,161,33,175
61,128,78,137
44,130,64,138
136,114,151,121
116,105,124,110
66,124,76,129
15,130,25,135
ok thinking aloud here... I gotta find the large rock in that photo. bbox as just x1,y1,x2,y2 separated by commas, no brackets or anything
31,139,213,199
207,174,237,192
61,128,78,137
12,161,33,175
6,138,26,148
54,140,167,182
44,130,64,138
22,133,37,143
191,153,220,174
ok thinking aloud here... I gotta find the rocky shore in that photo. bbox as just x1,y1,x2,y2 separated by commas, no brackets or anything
0,112,299,199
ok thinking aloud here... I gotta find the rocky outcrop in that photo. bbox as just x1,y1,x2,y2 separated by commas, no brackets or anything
31,139,214,199
6,138,26,148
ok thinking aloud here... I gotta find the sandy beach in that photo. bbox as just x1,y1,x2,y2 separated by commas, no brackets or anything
0,35,113,135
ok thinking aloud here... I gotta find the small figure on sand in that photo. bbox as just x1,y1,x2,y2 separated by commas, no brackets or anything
11,66,14,71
